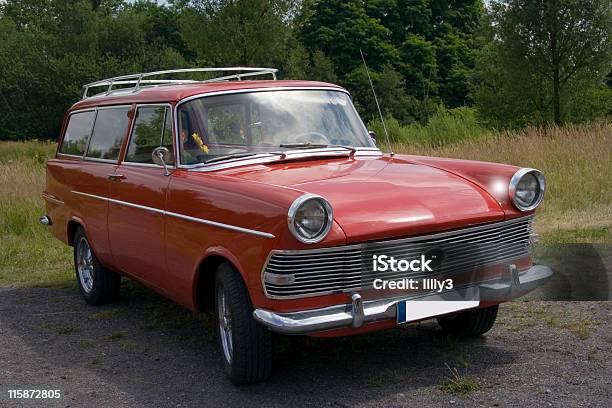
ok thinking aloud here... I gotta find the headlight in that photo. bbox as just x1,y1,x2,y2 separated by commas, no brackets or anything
288,194,333,244
509,168,546,211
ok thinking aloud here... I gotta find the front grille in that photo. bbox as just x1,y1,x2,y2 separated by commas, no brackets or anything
263,216,534,299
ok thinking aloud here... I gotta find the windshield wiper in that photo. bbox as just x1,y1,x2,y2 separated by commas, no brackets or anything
203,153,258,164
279,143,329,149
201,144,358,166
280,143,357,155
327,144,357,155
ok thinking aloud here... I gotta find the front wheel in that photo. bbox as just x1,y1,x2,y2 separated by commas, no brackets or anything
73,227,121,305
215,263,272,384
437,305,499,338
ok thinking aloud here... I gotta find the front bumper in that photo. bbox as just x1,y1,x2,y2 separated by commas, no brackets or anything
253,264,553,335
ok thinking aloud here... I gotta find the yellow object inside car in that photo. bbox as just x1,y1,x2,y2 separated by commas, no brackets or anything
191,132,209,154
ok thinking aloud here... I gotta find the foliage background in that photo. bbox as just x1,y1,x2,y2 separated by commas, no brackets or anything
0,0,610,142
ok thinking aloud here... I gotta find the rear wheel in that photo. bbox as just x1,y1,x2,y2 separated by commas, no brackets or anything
437,305,499,338
215,263,272,384
73,227,121,305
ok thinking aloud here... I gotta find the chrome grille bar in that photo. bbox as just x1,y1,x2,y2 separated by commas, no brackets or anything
263,216,534,299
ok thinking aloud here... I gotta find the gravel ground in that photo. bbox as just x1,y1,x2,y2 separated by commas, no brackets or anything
0,283,610,408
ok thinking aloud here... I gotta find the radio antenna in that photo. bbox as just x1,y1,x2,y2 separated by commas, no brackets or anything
360,49,394,157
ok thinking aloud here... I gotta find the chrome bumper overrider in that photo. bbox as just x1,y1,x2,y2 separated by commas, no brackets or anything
253,264,553,335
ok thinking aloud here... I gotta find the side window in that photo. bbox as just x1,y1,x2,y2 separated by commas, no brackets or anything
58,110,96,156
85,107,131,161
125,106,174,165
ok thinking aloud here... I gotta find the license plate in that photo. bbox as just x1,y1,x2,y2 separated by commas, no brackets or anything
396,300,480,324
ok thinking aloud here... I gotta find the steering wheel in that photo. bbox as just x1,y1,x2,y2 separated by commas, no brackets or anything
292,132,331,145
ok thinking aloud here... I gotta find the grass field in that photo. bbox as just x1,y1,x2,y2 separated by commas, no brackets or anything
1,121,610,288
0,140,71,287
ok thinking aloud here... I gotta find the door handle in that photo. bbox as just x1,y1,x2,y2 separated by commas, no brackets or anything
107,174,125,181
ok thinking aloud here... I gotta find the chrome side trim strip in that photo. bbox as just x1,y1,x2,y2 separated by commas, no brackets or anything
71,190,275,238
120,161,166,169
164,211,275,238
42,192,65,205
81,157,119,164
56,153,84,159
73,190,164,213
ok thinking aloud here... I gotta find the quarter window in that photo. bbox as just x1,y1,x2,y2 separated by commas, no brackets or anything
85,107,131,161
125,106,174,165
58,110,96,156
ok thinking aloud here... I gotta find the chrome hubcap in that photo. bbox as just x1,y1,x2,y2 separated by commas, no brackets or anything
217,287,233,363
76,237,94,293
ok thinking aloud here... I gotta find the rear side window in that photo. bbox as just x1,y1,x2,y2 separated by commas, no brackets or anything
125,106,174,165
85,107,131,161
59,110,96,156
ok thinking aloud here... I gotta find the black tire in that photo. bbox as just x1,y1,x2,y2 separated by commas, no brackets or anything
215,263,272,385
73,227,121,305
437,305,499,338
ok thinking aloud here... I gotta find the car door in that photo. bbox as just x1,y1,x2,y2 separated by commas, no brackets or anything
107,104,175,290
58,106,131,266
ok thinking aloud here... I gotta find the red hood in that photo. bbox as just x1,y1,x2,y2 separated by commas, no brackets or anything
219,156,505,243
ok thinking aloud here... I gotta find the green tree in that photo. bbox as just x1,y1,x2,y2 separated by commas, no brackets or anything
0,0,189,139
477,0,612,126
428,1,483,107
309,50,338,83
344,65,420,123
282,45,339,83
179,0,296,67
0,0,100,139
300,0,398,75
398,34,437,99
283,41,311,79
299,0,483,120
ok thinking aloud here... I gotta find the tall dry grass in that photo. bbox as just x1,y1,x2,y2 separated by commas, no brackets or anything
0,141,72,287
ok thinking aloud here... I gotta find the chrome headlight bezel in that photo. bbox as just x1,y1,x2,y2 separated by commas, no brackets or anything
287,194,333,244
509,168,546,211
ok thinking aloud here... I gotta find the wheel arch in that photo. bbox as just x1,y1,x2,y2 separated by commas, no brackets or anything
67,217,86,246
193,247,248,312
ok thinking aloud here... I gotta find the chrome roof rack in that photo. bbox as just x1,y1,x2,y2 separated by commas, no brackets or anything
81,67,278,100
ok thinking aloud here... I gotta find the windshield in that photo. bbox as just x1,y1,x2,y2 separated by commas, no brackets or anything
177,89,375,165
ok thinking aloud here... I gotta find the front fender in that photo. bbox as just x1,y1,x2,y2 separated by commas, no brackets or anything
402,155,533,218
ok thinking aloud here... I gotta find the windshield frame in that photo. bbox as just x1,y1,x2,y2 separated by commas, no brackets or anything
173,86,381,169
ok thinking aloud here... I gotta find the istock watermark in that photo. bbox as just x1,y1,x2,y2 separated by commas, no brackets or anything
372,254,434,273
369,254,454,293
372,277,454,292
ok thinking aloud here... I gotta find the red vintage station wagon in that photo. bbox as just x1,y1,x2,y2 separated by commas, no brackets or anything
42,68,552,384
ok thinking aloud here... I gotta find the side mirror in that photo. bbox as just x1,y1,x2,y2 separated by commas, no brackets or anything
368,130,377,145
152,146,172,176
